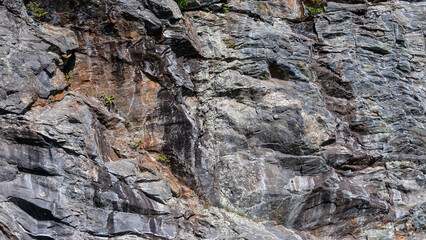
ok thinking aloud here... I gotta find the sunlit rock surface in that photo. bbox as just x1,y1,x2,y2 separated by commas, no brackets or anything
0,0,424,239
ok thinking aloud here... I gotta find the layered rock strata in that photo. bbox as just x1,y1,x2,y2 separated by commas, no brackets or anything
0,0,424,239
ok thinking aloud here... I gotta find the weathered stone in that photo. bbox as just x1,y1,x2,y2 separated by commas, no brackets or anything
148,0,183,20
136,171,161,182
32,23,79,54
0,0,424,239
137,181,173,204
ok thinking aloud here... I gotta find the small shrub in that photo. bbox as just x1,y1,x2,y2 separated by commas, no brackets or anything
98,93,115,110
64,73,72,80
307,7,324,15
134,139,142,148
26,2,48,19
99,93,114,104
157,155,170,163
224,205,230,212
174,0,188,9
221,7,229,13
392,5,397,11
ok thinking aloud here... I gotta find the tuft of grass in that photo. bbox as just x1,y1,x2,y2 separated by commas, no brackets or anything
392,5,397,11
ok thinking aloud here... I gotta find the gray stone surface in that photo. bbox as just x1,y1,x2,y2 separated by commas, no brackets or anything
0,0,424,239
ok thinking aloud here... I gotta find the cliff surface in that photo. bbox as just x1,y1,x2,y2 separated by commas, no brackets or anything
0,0,424,239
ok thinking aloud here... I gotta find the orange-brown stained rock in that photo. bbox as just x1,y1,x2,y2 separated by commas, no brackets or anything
33,91,66,107
160,166,184,198
138,158,186,198
395,231,407,240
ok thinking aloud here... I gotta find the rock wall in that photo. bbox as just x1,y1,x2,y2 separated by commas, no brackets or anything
0,0,424,239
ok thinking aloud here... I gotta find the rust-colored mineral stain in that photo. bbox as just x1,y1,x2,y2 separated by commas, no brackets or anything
144,161,159,169
159,167,183,197
33,91,66,107
141,138,158,151
43,23,57,30
395,231,406,240
288,0,295,9
130,30,141,40
141,80,161,105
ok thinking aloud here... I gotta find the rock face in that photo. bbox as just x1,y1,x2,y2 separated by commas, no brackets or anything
0,0,424,239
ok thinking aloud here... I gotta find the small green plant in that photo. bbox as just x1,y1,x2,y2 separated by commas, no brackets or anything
99,93,115,110
257,4,266,11
307,7,324,15
174,0,188,9
134,139,142,148
221,7,229,13
392,5,397,11
224,205,230,212
64,73,72,80
99,93,114,104
224,40,235,48
26,2,48,19
157,155,170,163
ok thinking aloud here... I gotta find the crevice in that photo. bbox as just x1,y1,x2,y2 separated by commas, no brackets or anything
0,223,19,240
8,197,61,222
62,52,76,73
16,166,59,177
27,234,55,240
